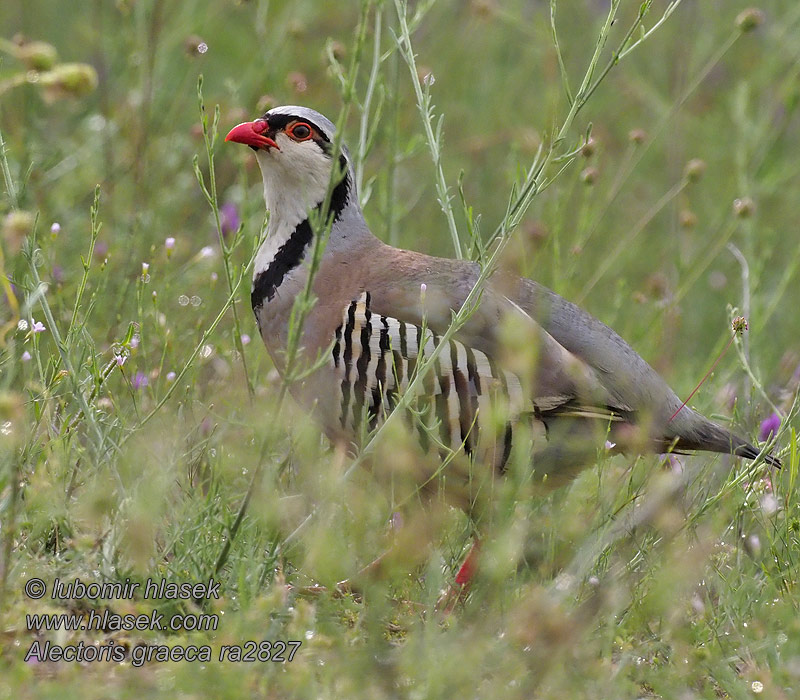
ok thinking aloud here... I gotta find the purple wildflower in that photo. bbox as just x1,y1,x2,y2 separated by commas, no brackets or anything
240,333,251,346
165,236,176,250
759,413,781,442
132,371,148,390
94,240,109,260
166,371,177,382
31,320,46,333
115,354,127,367
661,453,685,474
220,202,240,238
50,222,61,236
21,350,31,362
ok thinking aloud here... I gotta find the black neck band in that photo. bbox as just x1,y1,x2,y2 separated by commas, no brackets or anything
251,161,351,312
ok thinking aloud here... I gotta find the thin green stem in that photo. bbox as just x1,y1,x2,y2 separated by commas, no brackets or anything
195,75,254,398
393,0,464,259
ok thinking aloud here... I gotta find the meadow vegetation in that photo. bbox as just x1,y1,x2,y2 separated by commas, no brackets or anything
1,0,799,697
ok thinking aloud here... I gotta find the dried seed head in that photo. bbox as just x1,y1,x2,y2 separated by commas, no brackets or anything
580,167,597,185
523,221,549,247
679,210,698,229
733,197,755,218
327,40,346,62
16,41,58,71
736,8,765,32
287,71,308,93
470,0,498,19
732,316,748,334
628,128,647,144
3,210,34,254
184,35,207,56
287,20,306,38
684,158,706,182
644,272,670,300
38,63,98,100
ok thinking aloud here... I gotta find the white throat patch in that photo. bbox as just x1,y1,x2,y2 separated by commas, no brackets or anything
253,134,332,274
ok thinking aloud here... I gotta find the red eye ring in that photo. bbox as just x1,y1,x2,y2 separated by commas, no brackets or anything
288,122,313,141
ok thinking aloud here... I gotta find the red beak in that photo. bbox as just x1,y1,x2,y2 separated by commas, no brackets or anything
224,120,279,150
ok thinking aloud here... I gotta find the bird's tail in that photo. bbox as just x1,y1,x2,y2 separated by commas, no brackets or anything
671,416,781,468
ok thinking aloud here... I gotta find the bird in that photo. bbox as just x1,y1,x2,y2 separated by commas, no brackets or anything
224,105,779,520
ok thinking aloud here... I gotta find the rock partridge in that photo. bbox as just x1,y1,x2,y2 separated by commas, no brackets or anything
225,105,779,505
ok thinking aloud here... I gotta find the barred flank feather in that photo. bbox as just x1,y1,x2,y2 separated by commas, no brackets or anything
330,292,532,472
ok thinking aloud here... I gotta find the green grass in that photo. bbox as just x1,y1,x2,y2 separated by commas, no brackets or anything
1,0,799,697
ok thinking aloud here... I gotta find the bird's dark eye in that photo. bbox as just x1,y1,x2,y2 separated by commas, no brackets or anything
288,123,312,141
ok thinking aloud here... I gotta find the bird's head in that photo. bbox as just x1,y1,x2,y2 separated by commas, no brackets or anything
226,105,352,226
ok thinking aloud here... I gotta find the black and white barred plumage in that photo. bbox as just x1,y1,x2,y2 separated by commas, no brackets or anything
331,292,586,474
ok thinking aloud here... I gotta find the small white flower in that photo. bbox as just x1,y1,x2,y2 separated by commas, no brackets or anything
130,334,140,349
21,350,31,362
761,494,778,516
50,222,61,236
165,237,176,250
141,262,150,275
200,246,214,258
240,334,251,346
166,371,177,382
17,319,28,332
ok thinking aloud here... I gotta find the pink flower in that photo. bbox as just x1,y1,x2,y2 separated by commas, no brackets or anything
94,240,109,260
31,320,46,333
131,372,148,390
21,350,31,362
220,202,240,238
759,413,781,442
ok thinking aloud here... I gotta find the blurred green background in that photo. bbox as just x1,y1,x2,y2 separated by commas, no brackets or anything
1,0,799,697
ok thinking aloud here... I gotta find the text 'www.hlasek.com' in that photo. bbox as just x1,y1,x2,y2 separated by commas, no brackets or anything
22,577,302,667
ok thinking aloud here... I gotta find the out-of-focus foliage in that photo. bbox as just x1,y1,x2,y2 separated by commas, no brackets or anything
0,1,798,697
